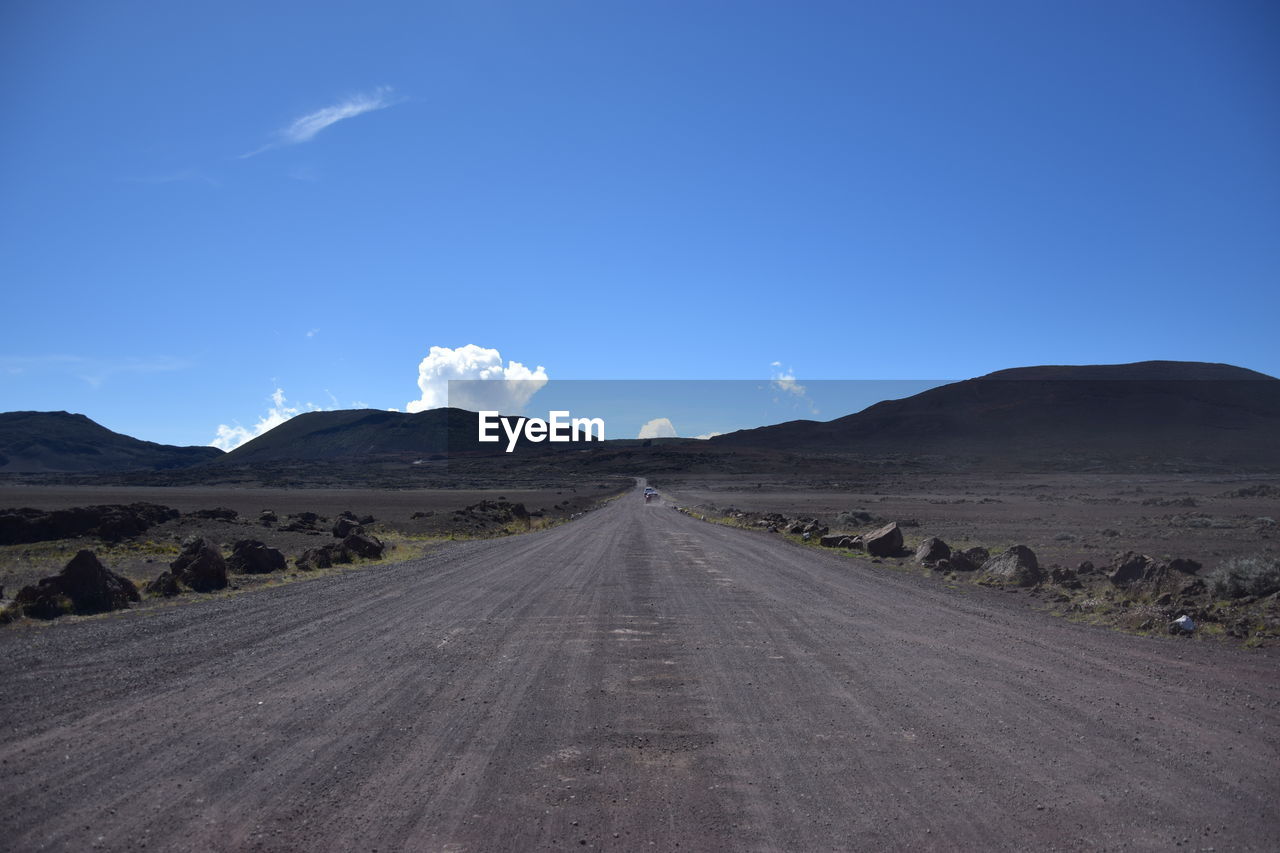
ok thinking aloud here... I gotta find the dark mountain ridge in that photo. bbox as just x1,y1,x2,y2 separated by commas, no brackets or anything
0,411,223,473
710,361,1280,469
5,361,1277,477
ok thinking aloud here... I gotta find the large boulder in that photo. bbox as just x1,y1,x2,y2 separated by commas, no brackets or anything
167,537,227,592
226,539,286,574
1108,551,1201,592
981,545,1043,586
864,522,904,557
296,546,331,571
14,550,140,619
144,570,181,597
296,542,353,571
1108,551,1152,587
332,516,363,538
915,537,951,565
342,532,384,560
940,551,980,572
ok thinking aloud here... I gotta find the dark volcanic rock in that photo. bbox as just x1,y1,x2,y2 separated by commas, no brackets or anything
14,550,140,619
297,546,332,571
258,510,278,526
963,547,991,566
785,518,825,536
1108,551,1202,591
226,540,286,574
915,537,951,565
168,537,228,592
280,512,322,532
0,503,178,545
1108,551,1153,587
1180,578,1207,598
864,522,904,557
820,534,860,548
940,551,980,572
297,542,354,571
1050,567,1083,589
342,532,384,560
981,545,1043,586
333,516,363,538
144,571,181,597
190,507,238,522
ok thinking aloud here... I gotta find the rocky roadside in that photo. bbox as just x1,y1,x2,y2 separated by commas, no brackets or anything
676,503,1280,647
0,493,624,626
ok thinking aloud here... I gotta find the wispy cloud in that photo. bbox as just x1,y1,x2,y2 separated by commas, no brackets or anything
210,387,328,451
0,354,190,387
242,86,397,158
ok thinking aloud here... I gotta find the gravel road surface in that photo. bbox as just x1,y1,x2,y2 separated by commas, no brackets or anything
2,484,1278,851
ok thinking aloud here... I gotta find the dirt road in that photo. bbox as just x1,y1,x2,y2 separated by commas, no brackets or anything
2,484,1278,851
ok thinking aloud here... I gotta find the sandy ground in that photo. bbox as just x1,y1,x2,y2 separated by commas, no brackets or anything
1,483,1277,851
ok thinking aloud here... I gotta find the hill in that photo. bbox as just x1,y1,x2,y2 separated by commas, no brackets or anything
0,412,223,473
219,407,491,464
710,361,1280,470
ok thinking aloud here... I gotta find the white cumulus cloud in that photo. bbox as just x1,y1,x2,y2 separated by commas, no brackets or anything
693,431,723,440
638,417,678,439
210,387,321,451
242,87,397,158
405,345,548,414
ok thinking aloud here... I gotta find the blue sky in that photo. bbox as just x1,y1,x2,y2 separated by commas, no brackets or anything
2,0,1277,448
